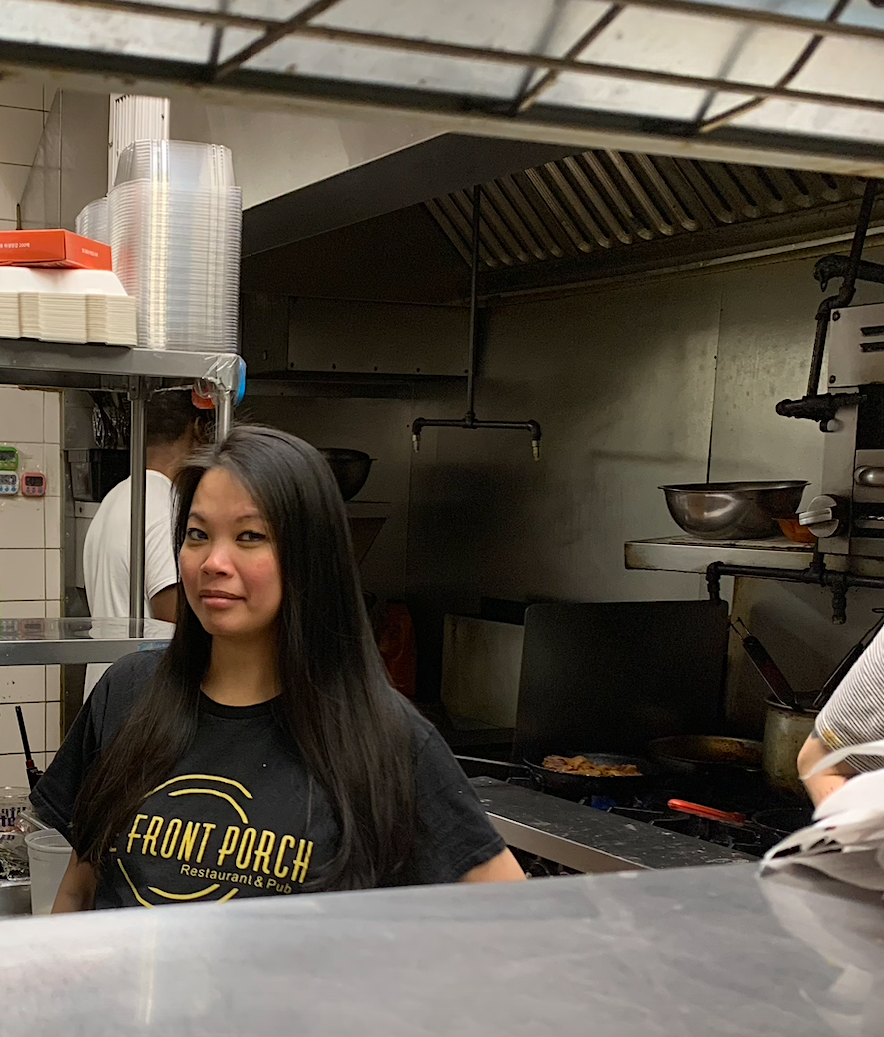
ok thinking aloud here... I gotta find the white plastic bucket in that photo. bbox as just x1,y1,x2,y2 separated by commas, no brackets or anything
25,829,72,915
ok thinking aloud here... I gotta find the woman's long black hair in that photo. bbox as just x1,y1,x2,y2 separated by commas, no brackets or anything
72,426,417,890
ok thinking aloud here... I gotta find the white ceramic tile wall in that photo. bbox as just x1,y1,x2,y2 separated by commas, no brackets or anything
0,76,45,111
44,495,61,549
0,388,43,442
0,380,65,772
43,394,60,445
1,601,45,620
0,755,31,788
44,549,61,599
0,163,29,222
0,549,45,600
46,700,60,752
0,668,45,705
0,76,49,224
0,701,44,753
0,498,45,549
0,73,71,773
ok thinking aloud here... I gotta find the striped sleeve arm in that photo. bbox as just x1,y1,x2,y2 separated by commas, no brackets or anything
815,623,884,773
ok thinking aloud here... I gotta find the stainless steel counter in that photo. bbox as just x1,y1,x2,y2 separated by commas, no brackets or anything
1,864,881,1035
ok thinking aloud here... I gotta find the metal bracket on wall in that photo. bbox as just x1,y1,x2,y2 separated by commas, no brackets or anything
411,184,542,461
705,558,884,624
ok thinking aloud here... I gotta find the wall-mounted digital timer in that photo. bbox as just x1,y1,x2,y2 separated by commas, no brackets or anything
0,446,19,471
21,472,46,497
0,473,18,495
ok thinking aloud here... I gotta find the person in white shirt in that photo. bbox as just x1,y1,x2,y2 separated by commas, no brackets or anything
83,391,208,695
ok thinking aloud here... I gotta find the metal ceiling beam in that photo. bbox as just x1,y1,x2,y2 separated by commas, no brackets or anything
214,0,346,80
6,0,884,128
698,0,851,134
3,40,884,177
17,0,275,31
578,0,884,44
17,0,884,48
233,21,884,118
515,5,623,114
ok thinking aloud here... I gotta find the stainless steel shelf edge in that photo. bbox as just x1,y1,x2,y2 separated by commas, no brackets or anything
0,617,175,666
0,340,245,392
486,813,647,875
625,536,884,577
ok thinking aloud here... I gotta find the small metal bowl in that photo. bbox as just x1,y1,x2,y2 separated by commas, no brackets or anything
659,481,808,540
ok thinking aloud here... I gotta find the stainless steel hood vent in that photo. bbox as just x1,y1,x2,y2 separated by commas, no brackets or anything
424,151,869,271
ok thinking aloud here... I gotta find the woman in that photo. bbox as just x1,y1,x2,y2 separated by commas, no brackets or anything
33,426,524,910
798,621,884,806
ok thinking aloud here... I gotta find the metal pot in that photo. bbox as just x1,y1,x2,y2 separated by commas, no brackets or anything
762,699,818,798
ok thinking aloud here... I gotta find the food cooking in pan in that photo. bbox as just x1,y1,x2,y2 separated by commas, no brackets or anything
542,755,642,777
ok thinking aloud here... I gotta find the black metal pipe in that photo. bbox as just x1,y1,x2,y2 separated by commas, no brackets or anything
806,178,879,397
814,255,884,292
805,308,832,399
836,178,879,305
466,184,481,422
411,416,542,457
706,560,884,623
410,182,542,460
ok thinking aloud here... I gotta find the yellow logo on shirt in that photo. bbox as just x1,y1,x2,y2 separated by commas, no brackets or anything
111,773,314,907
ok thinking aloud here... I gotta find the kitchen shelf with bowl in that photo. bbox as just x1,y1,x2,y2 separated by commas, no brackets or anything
634,473,884,619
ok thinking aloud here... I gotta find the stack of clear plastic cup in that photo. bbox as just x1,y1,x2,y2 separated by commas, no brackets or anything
109,141,241,353
114,140,235,190
75,197,109,245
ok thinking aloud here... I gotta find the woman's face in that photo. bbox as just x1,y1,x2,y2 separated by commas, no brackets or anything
179,467,283,641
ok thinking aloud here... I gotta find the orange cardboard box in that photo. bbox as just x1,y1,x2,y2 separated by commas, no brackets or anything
0,229,112,270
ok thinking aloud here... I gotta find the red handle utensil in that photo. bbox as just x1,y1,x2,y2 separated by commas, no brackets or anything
667,799,747,825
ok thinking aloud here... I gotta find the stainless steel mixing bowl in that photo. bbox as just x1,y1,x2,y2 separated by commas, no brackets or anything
659,481,808,540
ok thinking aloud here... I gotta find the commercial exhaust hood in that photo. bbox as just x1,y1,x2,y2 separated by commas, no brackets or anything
2,0,884,179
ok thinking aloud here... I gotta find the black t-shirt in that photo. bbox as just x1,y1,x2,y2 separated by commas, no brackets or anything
31,651,505,910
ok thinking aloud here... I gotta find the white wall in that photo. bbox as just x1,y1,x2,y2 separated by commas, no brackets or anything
0,74,50,231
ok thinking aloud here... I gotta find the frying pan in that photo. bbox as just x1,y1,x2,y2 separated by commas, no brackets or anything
456,751,656,801
649,735,764,781
521,751,657,799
